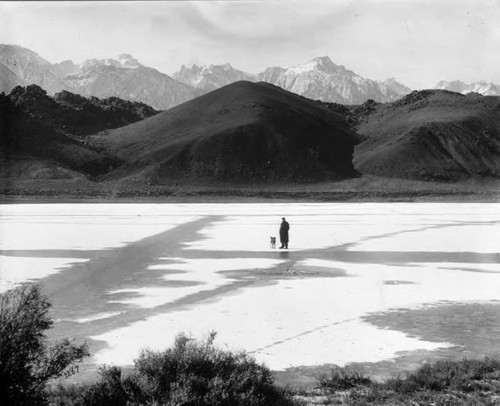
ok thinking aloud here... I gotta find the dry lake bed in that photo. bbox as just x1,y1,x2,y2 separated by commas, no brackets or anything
1,203,499,386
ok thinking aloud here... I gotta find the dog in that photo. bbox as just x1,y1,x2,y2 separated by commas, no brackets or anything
270,236,276,249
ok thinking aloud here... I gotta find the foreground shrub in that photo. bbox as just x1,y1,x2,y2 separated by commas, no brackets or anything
316,358,500,405
130,332,298,405
318,366,372,392
0,284,88,405
386,357,500,394
73,332,298,406
80,366,128,406
45,383,90,406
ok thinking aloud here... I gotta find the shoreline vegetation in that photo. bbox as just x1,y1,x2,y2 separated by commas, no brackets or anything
3,285,500,405
47,357,500,406
1,176,500,203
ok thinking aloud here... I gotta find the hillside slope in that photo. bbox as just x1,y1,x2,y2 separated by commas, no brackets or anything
90,81,358,183
9,85,159,136
353,91,500,180
0,95,119,179
0,86,161,180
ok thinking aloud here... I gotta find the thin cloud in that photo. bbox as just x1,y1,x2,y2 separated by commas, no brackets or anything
0,0,498,89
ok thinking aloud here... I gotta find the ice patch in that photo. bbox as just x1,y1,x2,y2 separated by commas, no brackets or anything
108,257,285,308
352,224,500,253
2,203,499,370
0,204,199,250
152,257,284,273
0,256,88,293
75,312,122,323
92,257,500,369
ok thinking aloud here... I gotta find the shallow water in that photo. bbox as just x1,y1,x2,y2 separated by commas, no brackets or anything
1,203,499,371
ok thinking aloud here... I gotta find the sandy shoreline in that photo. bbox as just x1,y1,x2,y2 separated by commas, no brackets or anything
2,174,500,204
1,192,500,204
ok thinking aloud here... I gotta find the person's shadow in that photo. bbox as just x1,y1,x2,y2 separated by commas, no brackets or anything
278,250,290,259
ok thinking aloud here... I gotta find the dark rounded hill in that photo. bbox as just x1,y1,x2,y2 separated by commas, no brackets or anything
90,81,358,183
354,90,500,181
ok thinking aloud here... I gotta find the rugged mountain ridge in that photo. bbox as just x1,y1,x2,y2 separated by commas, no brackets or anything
173,56,411,104
257,56,411,104
62,55,201,110
173,63,256,91
0,44,70,94
3,43,500,112
0,45,201,110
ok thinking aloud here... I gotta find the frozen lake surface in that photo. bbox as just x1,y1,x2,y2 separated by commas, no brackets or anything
1,203,499,376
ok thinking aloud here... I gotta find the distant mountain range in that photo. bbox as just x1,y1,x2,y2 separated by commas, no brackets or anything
2,44,500,188
3,44,500,111
172,56,411,104
255,57,411,104
0,44,70,95
435,80,500,96
0,45,201,110
63,54,201,110
172,63,255,91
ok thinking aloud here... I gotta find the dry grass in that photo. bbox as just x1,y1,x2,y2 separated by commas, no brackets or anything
308,358,500,405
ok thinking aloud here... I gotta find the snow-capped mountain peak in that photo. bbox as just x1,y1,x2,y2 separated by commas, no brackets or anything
172,63,256,91
201,63,233,74
381,77,398,85
117,53,142,69
81,54,143,72
311,56,339,72
378,77,411,96
435,80,500,95
258,56,410,104
0,43,413,108
286,56,340,74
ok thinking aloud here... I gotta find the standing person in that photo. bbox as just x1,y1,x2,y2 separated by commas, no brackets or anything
279,217,290,249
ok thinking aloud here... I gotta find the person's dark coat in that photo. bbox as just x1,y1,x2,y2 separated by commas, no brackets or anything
279,220,290,245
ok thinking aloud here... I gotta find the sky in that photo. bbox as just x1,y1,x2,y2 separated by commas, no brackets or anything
1,0,499,89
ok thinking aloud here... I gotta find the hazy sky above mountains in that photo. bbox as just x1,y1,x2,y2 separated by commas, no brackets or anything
1,0,499,89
